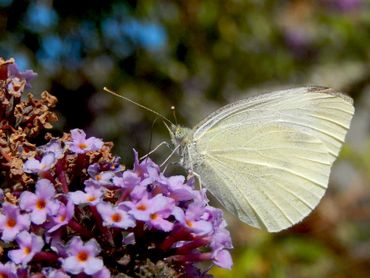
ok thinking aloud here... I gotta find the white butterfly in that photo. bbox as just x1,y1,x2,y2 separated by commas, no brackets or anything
104,86,355,232
165,87,354,232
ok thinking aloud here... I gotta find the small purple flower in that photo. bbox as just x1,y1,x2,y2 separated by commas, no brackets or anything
209,225,233,251
0,203,30,242
212,249,232,269
69,185,104,206
84,172,114,188
19,179,60,224
23,152,56,174
86,164,115,187
40,140,65,159
67,129,103,154
7,62,37,89
97,202,136,229
123,194,175,232
158,174,194,201
112,170,140,189
129,184,149,200
133,150,160,185
203,206,224,227
173,204,213,235
62,237,103,275
8,231,44,266
48,200,74,233
0,262,17,278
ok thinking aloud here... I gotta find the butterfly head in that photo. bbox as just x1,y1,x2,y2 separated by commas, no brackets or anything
164,122,192,147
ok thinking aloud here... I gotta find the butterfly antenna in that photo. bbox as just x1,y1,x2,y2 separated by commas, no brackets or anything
171,105,178,125
103,87,174,125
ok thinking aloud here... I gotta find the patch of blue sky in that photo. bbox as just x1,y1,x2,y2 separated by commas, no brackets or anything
24,3,58,32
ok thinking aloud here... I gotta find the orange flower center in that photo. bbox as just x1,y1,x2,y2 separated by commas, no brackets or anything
185,219,193,228
95,174,102,181
77,251,89,262
111,213,122,222
150,213,158,220
23,246,31,255
87,195,96,202
6,218,16,228
78,143,88,150
59,214,66,222
136,204,147,211
36,199,46,209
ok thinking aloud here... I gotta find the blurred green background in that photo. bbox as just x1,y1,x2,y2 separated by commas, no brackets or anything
1,0,369,277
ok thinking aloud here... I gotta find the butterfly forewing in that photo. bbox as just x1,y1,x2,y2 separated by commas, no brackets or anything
184,87,354,232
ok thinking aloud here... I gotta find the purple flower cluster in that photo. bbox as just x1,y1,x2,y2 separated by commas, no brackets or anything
0,128,232,277
0,58,233,277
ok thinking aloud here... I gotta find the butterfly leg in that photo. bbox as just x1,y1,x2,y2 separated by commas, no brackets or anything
140,141,170,160
160,144,181,167
188,170,203,190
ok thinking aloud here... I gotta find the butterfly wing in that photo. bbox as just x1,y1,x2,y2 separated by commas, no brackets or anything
187,87,354,232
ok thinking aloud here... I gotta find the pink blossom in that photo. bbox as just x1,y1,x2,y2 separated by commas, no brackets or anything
48,200,75,233
69,185,104,206
8,231,44,266
123,194,175,232
23,153,56,174
67,129,103,154
0,203,30,242
19,179,60,224
97,202,136,229
62,237,103,275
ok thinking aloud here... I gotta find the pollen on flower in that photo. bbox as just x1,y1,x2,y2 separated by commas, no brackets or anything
59,214,66,222
6,218,16,228
87,196,96,202
23,247,31,255
185,219,193,228
36,199,46,209
150,213,158,220
111,213,122,222
77,251,89,262
136,204,147,211
95,174,102,181
78,143,88,150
